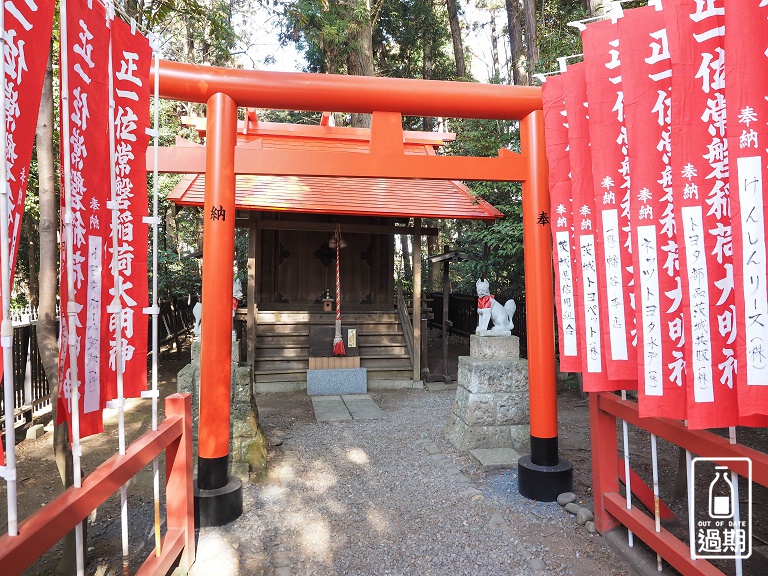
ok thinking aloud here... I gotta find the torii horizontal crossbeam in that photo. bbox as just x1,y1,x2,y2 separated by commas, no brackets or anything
153,61,542,121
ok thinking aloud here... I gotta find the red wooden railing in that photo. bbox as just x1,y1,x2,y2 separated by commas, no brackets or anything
591,392,768,576
0,393,195,576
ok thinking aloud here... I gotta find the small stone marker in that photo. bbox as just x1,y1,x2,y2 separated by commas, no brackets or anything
469,448,521,471
25,423,45,440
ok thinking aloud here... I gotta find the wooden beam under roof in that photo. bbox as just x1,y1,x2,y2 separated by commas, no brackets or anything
233,218,438,236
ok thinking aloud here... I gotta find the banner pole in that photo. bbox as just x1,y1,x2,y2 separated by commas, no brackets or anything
105,4,130,573
0,0,19,538
730,427,742,576
59,0,85,571
650,433,662,571
621,390,634,547
145,31,163,557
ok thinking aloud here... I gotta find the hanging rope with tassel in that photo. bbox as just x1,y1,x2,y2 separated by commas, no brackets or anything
332,225,346,356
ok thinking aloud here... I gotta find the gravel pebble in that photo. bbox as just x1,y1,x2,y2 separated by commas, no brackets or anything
557,492,576,506
564,502,581,515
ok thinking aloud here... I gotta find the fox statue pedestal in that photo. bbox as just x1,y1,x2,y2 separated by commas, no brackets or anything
445,335,530,454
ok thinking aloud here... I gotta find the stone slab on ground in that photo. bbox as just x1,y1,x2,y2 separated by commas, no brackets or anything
311,396,353,422
307,367,367,396
341,394,385,419
469,448,521,470
425,381,458,392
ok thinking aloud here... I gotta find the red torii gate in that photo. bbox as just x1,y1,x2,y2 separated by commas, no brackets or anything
152,61,572,523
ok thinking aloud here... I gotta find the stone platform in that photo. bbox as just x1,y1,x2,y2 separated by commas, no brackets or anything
445,335,529,454
307,367,368,396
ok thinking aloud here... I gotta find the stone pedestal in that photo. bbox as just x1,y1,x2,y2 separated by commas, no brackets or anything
177,339,268,482
445,335,530,454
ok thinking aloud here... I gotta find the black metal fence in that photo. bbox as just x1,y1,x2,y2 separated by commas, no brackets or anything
0,295,198,430
429,291,528,358
0,321,53,431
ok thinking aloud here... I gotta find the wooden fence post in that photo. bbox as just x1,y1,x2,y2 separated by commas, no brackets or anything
165,393,195,570
590,392,620,534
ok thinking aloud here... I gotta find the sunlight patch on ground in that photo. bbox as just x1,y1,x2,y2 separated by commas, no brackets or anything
365,507,391,534
298,518,333,564
346,447,369,465
188,531,239,576
304,459,338,492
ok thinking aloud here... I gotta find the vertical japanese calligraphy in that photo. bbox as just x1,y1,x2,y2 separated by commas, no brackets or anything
58,0,111,439
723,0,768,418
0,0,56,465
619,6,687,419
665,0,743,428
582,18,638,381
105,17,150,400
543,74,581,372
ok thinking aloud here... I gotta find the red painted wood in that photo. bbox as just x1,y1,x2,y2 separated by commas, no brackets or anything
165,393,195,570
0,413,184,573
590,393,620,534
135,528,185,576
167,173,504,220
198,92,238,460
521,111,558,441
617,463,678,524
604,493,725,576
154,60,542,120
598,393,768,486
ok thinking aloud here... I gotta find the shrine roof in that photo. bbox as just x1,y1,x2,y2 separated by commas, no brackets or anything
167,114,503,221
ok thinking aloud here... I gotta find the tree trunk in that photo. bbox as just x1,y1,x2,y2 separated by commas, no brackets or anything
347,0,375,128
584,0,604,16
523,0,538,78
490,9,500,79
446,0,467,79
505,0,528,85
27,223,38,308
426,228,441,292
36,47,82,576
400,235,412,281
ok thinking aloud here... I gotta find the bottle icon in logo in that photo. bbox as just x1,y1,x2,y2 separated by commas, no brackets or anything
709,466,734,519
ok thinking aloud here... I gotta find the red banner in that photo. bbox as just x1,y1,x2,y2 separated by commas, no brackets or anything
103,17,151,400
563,64,613,392
619,6,687,419
582,19,638,381
0,0,56,466
543,74,581,373
58,0,111,439
664,0,757,428
723,0,768,417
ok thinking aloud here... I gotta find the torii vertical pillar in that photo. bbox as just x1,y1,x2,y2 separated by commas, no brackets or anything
517,110,573,501
195,92,243,526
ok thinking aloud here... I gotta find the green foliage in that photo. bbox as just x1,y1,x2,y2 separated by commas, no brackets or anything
443,115,524,296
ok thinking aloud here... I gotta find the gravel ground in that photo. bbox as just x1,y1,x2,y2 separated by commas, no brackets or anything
188,389,631,576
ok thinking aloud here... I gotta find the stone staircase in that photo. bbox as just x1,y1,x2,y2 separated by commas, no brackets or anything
253,309,413,392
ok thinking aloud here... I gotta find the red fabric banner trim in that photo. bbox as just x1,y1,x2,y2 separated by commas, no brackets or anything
723,0,768,418
103,17,151,400
58,0,111,439
0,0,56,465
543,74,581,372
619,6,687,420
582,19,638,381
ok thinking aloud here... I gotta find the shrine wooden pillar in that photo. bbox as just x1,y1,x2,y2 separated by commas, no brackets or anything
196,92,243,525
516,110,573,501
